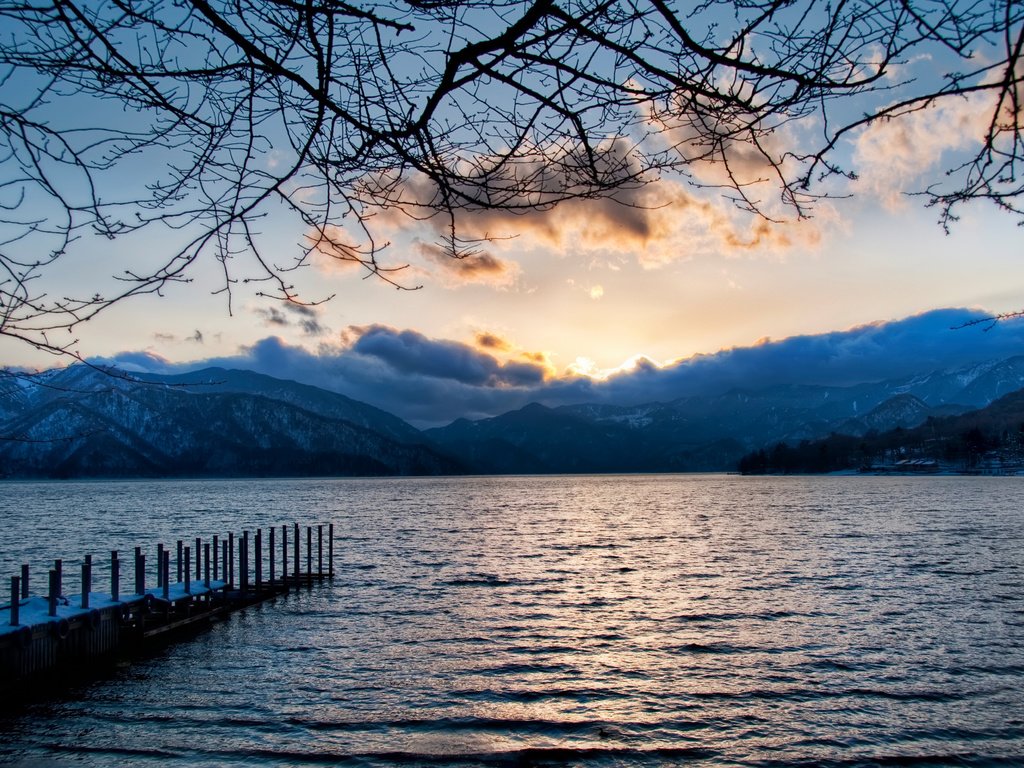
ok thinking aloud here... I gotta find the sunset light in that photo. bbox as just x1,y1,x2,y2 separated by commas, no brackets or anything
1,1,1023,765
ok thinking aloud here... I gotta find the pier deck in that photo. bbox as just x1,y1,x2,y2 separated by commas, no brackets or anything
1,522,334,690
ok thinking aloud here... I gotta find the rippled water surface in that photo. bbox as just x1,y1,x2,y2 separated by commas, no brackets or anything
1,474,1023,766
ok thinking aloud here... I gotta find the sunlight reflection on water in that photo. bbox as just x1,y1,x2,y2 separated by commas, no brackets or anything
0,474,1022,765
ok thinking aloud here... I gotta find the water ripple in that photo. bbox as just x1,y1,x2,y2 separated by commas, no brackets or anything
0,474,1022,766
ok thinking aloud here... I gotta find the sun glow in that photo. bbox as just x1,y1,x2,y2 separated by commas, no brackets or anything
567,354,663,381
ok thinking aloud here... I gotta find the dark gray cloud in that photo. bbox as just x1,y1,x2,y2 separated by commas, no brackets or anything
257,307,290,326
595,307,1024,406
255,303,330,336
99,309,1024,428
348,325,547,387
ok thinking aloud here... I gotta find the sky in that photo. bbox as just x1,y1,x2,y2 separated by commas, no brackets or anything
2,5,1022,427
3,126,1023,427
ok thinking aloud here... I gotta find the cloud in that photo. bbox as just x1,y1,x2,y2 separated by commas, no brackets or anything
258,307,290,327
345,324,547,387
475,332,511,351
98,308,1024,428
361,138,818,274
104,350,173,374
592,308,1024,405
417,242,519,287
254,303,330,336
448,178,812,268
853,94,994,208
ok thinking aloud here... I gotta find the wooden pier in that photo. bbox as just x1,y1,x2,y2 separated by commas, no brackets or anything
0,522,334,690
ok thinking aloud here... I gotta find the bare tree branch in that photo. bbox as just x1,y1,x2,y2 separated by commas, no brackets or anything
0,0,1020,353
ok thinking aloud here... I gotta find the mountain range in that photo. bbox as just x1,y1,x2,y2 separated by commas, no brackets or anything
424,356,1024,473
738,387,1024,474
3,355,1024,478
0,366,460,478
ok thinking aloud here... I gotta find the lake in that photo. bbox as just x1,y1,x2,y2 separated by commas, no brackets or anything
0,474,1022,766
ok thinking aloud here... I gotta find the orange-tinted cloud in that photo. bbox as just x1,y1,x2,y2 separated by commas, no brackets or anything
475,332,511,351
361,137,819,271
306,225,368,272
417,242,519,287
853,92,996,208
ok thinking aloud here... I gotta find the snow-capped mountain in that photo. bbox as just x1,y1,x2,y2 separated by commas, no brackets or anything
426,357,1024,472
0,366,461,478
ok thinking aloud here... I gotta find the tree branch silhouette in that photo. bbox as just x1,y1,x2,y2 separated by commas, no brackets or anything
0,0,1020,354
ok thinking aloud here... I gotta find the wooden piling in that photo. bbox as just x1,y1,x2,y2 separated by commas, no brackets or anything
329,523,334,578
195,537,201,581
281,525,289,594
240,531,248,593
9,578,18,626
221,539,228,589
269,527,276,585
184,547,191,594
318,525,323,577
135,548,145,595
204,543,211,589
176,540,183,583
212,535,219,581
48,570,58,617
306,526,312,586
293,523,299,583
228,533,235,589
20,565,28,599
111,551,120,602
255,529,263,593
156,543,164,588
162,550,170,601
81,555,91,610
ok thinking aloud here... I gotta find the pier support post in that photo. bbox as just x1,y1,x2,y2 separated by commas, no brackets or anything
184,547,192,594
111,551,120,602
306,526,312,587
240,531,248,594
54,559,62,599
213,535,219,581
20,564,29,598
318,525,323,578
176,540,183,583
81,555,92,609
228,533,235,589
9,577,19,626
48,569,58,617
282,525,289,594
135,548,145,595
195,537,202,580
269,527,276,586
329,523,334,579
293,523,300,584
222,540,229,589
156,544,164,588
162,550,170,601
204,543,211,589
255,529,263,593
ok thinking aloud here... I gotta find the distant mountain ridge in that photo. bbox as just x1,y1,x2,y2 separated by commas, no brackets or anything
426,356,1024,473
4,355,1024,478
0,366,461,478
738,387,1024,475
